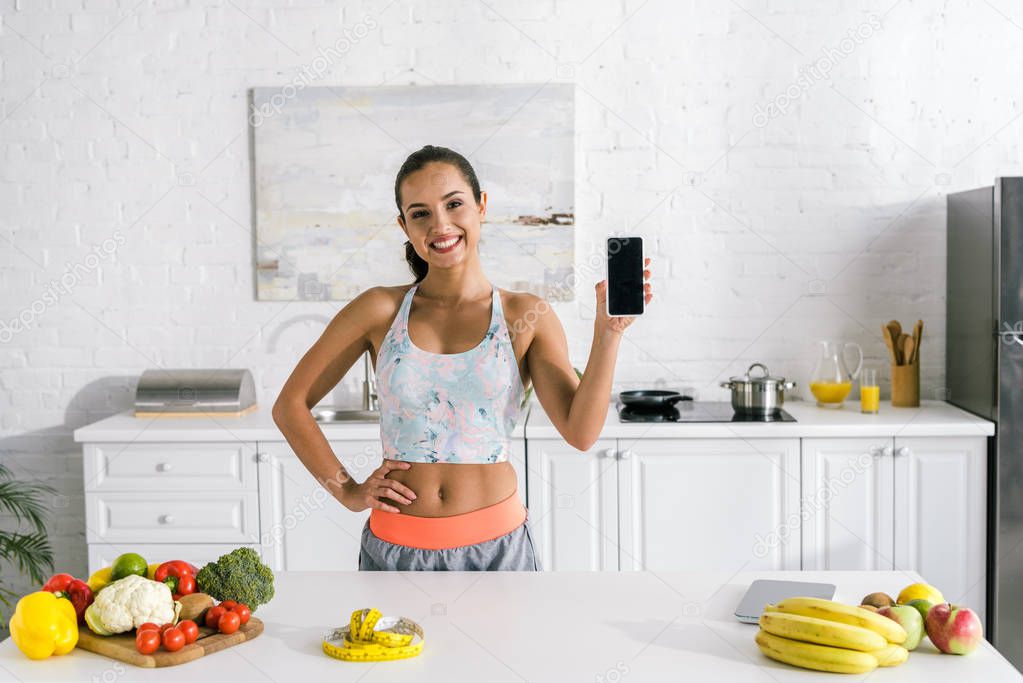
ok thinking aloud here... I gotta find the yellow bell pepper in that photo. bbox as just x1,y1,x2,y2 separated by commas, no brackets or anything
9,591,79,660
87,566,113,593
146,562,162,580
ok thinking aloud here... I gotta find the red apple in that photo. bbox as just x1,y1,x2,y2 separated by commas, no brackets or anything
925,603,983,655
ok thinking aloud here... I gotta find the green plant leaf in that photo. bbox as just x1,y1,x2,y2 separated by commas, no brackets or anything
0,531,54,586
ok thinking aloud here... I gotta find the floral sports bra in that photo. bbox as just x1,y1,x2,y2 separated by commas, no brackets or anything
375,283,526,464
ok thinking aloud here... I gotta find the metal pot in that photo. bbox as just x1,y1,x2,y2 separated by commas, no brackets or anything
720,363,797,416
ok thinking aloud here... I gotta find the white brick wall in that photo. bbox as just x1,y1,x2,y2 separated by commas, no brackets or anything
2,0,1021,629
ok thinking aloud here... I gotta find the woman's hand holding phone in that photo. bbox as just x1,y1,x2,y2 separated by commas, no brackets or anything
595,256,652,338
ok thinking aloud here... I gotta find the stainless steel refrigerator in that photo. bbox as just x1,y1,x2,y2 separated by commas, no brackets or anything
947,177,1023,670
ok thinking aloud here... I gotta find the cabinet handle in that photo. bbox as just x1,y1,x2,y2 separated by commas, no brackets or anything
895,446,910,457
883,446,894,457
257,452,269,463
619,449,633,460
868,446,881,457
158,515,174,525
156,462,172,472
600,448,616,459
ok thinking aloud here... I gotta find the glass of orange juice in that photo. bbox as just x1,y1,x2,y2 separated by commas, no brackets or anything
860,367,880,414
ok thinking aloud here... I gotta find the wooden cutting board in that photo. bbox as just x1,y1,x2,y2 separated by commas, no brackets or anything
77,618,263,668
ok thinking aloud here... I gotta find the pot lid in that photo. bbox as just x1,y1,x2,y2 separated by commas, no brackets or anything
728,362,788,384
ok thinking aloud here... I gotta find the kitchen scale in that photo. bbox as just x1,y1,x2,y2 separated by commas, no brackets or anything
617,398,797,423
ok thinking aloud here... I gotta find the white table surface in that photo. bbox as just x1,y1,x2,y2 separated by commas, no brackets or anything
1,570,1018,682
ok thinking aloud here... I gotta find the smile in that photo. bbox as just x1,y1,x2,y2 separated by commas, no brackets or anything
429,235,463,253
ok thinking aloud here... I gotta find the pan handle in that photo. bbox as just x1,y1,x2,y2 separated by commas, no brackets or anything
720,381,734,389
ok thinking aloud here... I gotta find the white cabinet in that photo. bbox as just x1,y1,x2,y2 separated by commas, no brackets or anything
256,440,377,572
894,437,987,623
528,437,800,571
618,438,801,571
83,441,261,574
801,438,895,570
526,438,618,571
802,436,986,624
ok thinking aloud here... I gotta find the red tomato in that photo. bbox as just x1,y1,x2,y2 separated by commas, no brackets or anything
136,629,160,655
159,622,176,633
205,605,226,629
177,619,199,644
230,604,251,625
137,622,160,634
162,627,185,652
220,600,238,610
217,611,240,635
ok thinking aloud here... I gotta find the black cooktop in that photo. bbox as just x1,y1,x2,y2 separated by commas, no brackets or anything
618,400,796,423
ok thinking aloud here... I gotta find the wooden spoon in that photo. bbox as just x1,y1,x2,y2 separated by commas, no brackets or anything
887,321,903,364
882,324,898,365
904,337,916,367
897,333,909,366
911,319,923,364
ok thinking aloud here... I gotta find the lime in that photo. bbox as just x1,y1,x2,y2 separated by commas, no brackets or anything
110,552,148,581
83,604,112,636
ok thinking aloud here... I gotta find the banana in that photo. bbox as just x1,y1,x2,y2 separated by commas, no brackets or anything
755,629,879,674
767,597,908,644
759,612,887,652
869,643,909,667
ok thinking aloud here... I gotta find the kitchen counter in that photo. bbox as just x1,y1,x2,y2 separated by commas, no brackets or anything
0,570,1018,682
72,406,527,443
72,400,994,444
527,399,995,439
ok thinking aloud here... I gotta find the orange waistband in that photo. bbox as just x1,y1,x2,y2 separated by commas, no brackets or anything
369,491,527,550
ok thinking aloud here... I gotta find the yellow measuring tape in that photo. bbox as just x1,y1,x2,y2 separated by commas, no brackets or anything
322,608,425,662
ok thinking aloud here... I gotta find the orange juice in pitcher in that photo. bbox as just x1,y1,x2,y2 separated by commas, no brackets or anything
808,340,863,409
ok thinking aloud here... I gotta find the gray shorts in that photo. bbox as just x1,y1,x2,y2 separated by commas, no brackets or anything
358,517,542,571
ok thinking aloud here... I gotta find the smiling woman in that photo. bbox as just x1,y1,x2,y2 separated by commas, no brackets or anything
272,144,654,572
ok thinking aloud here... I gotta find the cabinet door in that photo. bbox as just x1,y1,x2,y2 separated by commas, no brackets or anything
801,438,895,571
894,437,987,623
257,440,377,571
526,438,618,570
618,438,801,571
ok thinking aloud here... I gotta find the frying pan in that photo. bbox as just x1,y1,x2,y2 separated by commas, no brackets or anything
618,390,690,409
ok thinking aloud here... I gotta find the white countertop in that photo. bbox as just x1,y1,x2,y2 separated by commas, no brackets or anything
72,406,527,443
72,400,994,444
0,570,1018,682
526,399,996,439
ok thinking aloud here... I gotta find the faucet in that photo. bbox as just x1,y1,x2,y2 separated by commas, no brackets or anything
362,351,378,412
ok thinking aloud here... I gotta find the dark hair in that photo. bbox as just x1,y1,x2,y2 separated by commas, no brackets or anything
394,145,482,283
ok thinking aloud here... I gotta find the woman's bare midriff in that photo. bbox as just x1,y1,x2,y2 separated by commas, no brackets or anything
379,461,518,517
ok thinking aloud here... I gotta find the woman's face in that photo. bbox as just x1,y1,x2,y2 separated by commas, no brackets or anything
398,161,486,269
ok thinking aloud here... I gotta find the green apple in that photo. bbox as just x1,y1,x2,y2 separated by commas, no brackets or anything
907,598,934,623
878,605,925,650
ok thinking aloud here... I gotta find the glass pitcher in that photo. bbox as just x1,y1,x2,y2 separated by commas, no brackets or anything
809,340,863,408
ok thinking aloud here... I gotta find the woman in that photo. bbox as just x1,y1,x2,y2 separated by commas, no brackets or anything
272,145,652,571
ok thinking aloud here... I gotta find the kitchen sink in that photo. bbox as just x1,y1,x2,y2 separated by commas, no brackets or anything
311,408,380,423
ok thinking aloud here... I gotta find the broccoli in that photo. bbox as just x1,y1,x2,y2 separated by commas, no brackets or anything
195,547,275,611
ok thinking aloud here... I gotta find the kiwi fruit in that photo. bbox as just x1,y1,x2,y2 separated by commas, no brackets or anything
860,592,895,609
177,592,215,623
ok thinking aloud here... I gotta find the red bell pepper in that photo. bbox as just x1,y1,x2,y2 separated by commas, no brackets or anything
41,572,94,622
154,561,197,600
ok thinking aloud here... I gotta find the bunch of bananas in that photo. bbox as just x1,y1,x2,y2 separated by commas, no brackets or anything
755,597,910,674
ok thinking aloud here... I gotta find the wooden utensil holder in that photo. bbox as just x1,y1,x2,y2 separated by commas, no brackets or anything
891,362,919,407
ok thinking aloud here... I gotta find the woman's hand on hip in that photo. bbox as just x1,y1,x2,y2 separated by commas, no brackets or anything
595,257,652,337
340,459,417,513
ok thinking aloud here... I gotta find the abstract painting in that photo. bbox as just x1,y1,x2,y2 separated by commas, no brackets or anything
251,84,575,301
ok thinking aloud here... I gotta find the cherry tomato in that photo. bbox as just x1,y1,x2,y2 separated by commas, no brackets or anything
230,604,251,625
137,622,160,634
220,600,238,610
159,622,176,633
217,611,240,635
177,619,199,644
162,627,185,652
205,605,226,629
136,629,160,655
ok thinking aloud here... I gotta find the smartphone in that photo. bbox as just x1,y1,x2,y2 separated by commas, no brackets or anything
606,236,644,317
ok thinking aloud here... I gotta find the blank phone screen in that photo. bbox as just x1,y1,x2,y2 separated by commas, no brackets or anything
607,237,644,316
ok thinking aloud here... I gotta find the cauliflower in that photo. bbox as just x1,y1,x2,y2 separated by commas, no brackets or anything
83,574,179,635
